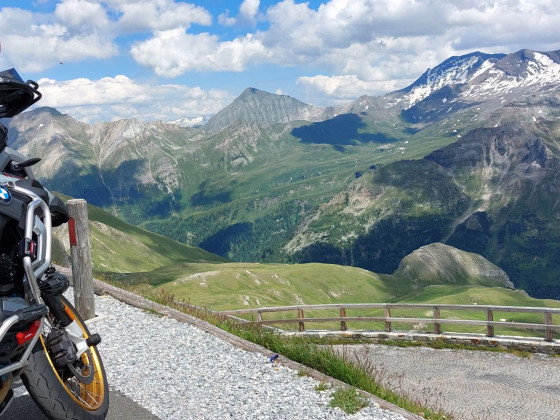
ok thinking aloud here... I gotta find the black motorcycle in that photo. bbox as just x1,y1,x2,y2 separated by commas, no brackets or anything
0,68,109,419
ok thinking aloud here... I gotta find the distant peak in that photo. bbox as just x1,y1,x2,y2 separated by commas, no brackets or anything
30,106,62,116
237,87,283,99
242,87,260,94
203,86,323,133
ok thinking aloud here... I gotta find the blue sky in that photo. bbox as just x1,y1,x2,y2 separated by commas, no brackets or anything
1,0,559,124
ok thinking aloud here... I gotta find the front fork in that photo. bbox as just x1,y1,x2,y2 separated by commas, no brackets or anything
40,269,101,370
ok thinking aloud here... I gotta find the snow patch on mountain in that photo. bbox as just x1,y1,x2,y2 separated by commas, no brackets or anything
170,115,212,127
462,52,560,100
469,59,496,80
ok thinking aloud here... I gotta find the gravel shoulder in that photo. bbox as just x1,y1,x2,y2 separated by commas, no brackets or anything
76,285,412,420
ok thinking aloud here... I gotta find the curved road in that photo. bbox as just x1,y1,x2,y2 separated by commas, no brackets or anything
333,344,560,420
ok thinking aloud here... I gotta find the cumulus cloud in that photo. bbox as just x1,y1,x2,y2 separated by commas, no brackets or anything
0,5,117,72
219,0,260,26
116,0,212,32
1,32,118,73
37,75,231,122
130,30,270,76
297,74,405,100
127,0,560,97
54,0,110,33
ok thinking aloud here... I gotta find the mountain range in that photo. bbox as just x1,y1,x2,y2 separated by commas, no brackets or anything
4,48,560,299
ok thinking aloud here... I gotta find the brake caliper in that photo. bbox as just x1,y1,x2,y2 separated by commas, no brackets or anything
46,323,96,384
46,327,77,368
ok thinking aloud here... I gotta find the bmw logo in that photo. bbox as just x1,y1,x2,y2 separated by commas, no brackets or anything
0,186,11,204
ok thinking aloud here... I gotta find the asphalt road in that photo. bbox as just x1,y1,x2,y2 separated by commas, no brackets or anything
2,380,159,419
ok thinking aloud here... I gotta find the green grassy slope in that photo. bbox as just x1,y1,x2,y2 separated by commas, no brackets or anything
108,262,393,309
52,194,226,274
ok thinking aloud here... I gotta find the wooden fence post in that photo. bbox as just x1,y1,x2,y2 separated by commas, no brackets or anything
384,306,392,332
298,309,305,332
545,312,553,342
487,309,494,337
67,199,95,320
433,307,441,334
340,307,347,331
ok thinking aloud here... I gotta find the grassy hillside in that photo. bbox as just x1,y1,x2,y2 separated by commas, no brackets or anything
107,262,394,309
52,194,226,274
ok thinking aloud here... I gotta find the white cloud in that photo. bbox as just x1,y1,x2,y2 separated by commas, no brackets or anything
116,0,212,32
240,0,260,21
0,5,117,72
130,30,270,76
54,0,110,33
219,0,260,26
218,12,236,27
297,74,404,99
36,75,232,123
258,0,560,99
1,32,118,73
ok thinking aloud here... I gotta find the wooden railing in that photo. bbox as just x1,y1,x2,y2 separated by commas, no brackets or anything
220,303,560,342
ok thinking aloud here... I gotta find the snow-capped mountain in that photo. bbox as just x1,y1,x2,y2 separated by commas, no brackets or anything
389,49,560,123
394,52,506,108
380,49,560,115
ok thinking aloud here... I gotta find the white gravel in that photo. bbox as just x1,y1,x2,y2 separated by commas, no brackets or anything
77,292,407,420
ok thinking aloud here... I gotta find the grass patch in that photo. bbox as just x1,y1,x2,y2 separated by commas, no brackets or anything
329,387,369,414
314,382,330,392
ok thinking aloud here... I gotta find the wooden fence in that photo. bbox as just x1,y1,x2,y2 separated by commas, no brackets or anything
220,303,560,342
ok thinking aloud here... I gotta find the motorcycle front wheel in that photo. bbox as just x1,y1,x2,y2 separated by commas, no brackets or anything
21,295,109,420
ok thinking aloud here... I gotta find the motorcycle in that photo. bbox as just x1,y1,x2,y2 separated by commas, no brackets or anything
0,68,109,419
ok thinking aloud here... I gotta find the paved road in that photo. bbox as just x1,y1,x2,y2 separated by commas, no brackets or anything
2,379,159,419
333,344,560,420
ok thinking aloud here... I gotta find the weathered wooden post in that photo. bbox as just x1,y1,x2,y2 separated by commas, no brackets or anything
67,199,95,320
384,305,392,332
340,307,347,331
433,307,441,335
298,309,305,332
544,312,553,342
486,309,494,337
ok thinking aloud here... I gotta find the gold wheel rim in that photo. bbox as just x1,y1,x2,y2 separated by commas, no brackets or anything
41,303,105,411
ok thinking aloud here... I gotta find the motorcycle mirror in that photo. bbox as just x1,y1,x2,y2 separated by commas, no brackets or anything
11,157,41,171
